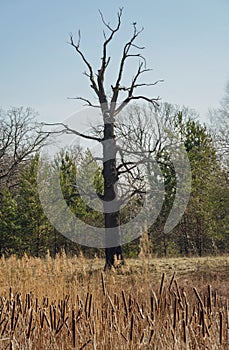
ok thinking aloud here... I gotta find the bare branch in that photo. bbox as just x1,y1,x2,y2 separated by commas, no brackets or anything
118,80,163,92
120,188,146,204
69,32,99,96
130,95,160,104
98,8,123,77
67,97,100,108
126,53,147,66
99,8,123,32
117,146,145,177
0,107,49,183
110,36,162,117
43,122,102,142
118,163,137,175
114,95,160,116
111,23,145,108
96,9,123,110
128,63,150,96
117,161,136,170
131,43,145,50
83,71,90,78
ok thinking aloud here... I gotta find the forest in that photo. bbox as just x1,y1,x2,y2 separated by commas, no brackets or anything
0,95,228,260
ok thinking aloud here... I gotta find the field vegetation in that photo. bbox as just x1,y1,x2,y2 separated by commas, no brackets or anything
0,253,228,349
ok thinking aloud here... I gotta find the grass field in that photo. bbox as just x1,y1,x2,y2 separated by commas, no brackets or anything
0,254,228,349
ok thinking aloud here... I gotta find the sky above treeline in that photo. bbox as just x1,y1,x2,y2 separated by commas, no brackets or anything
0,0,229,124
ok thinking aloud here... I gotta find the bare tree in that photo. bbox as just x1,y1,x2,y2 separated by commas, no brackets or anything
116,103,200,256
0,107,48,189
46,9,161,269
209,80,229,167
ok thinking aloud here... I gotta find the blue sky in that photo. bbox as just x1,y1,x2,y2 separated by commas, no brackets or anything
0,0,229,123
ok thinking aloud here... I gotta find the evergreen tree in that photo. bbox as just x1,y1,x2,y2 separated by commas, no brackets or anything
174,115,225,255
0,190,20,256
17,155,54,257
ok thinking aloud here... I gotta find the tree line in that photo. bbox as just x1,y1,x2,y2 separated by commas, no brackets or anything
0,101,228,259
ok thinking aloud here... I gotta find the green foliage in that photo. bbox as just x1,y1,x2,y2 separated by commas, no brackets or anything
172,114,227,256
0,107,227,259
148,110,228,257
53,148,104,256
0,190,20,256
16,155,54,257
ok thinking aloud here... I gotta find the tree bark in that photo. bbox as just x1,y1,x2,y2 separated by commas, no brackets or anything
103,122,123,269
104,213,123,269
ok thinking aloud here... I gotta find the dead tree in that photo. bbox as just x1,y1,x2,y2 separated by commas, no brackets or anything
49,9,161,269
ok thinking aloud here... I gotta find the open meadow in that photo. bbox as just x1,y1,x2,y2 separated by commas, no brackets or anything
0,254,228,349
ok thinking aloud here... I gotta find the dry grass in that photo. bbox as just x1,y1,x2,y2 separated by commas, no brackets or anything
0,253,228,349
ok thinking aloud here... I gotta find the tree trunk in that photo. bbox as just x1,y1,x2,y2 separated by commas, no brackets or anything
104,212,123,269
103,122,123,270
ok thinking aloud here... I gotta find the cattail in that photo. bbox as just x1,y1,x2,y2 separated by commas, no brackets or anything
219,311,223,345
182,319,187,344
159,273,165,300
101,272,106,296
72,310,76,348
169,272,176,292
129,314,134,342
26,309,33,339
88,294,92,319
173,296,177,330
122,290,128,318
79,339,91,350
